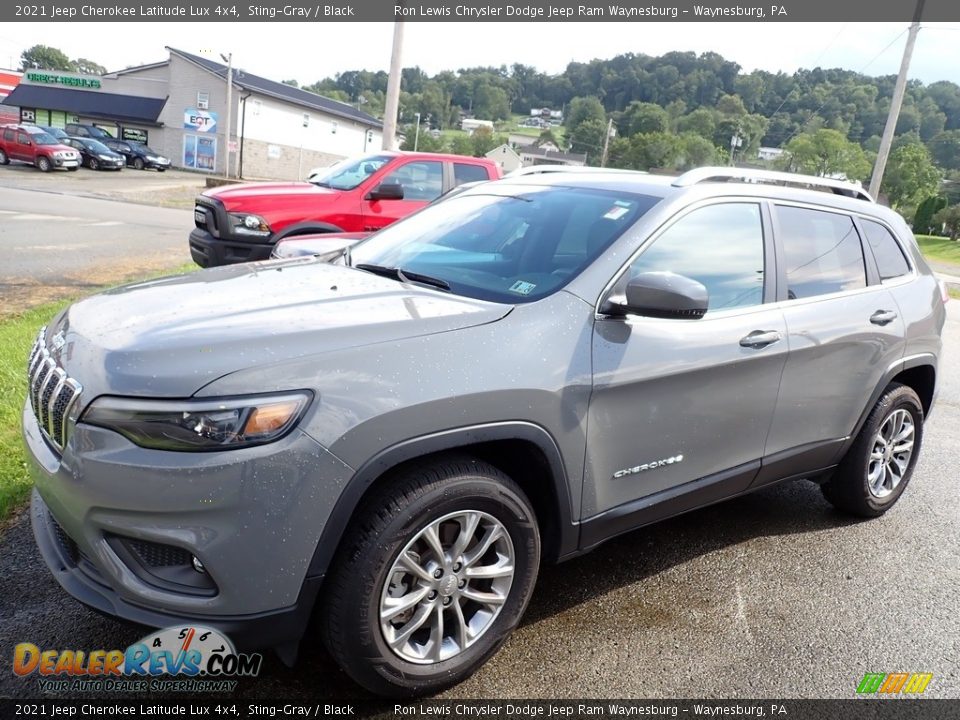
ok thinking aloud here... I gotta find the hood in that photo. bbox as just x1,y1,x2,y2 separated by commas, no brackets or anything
204,181,337,202
47,261,511,405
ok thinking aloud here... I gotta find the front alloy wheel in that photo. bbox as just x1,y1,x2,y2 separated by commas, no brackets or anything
380,510,515,664
322,457,540,697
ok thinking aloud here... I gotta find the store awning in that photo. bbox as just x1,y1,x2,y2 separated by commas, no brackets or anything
2,85,167,125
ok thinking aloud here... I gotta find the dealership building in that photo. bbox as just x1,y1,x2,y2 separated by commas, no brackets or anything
1,47,383,179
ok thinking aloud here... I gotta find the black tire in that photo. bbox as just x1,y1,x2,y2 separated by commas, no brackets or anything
821,383,924,518
157,167,166,172
133,157,145,170
67,166,78,172
37,155,52,172
0,149,8,165
321,457,540,697
88,157,99,171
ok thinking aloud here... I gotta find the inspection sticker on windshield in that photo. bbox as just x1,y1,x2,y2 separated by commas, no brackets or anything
603,202,632,220
509,280,537,295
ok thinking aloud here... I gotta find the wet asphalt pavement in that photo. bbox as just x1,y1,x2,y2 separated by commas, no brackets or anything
1,298,958,703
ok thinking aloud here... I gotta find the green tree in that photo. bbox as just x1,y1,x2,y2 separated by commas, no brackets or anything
73,58,106,75
676,108,716,140
620,101,668,136
568,118,607,159
678,133,717,169
470,126,499,156
932,204,960,240
399,130,445,152
881,144,942,211
929,130,960,171
565,96,606,132
449,134,474,156
282,79,300,88
913,195,948,234
784,129,871,180
20,44,73,71
472,82,510,121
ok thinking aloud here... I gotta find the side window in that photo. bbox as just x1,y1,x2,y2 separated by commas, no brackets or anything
17,132,30,145
381,161,443,201
777,206,865,299
3,129,14,141
861,219,910,281
453,162,489,187
626,203,765,312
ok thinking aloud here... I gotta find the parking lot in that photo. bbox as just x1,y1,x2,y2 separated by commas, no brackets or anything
0,173,958,701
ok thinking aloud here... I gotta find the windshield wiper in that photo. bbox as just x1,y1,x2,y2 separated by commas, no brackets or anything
355,263,451,291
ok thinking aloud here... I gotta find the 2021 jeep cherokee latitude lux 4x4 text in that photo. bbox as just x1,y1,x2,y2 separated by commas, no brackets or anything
25,168,946,696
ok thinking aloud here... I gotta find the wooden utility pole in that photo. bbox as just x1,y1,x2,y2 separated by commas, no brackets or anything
869,0,925,199
382,22,405,150
600,118,614,167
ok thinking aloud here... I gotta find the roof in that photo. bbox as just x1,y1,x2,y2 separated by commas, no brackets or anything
519,147,588,163
166,48,382,129
1,84,166,125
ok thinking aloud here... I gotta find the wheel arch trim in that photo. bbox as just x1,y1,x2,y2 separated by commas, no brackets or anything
305,421,578,579
273,221,345,243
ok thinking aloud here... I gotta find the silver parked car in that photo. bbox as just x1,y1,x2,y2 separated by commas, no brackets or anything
24,167,947,696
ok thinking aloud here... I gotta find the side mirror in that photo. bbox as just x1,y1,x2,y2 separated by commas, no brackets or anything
605,271,708,319
366,182,404,201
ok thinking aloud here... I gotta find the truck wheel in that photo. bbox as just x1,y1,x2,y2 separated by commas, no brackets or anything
821,383,924,518
322,457,540,697
37,156,52,172
0,149,8,165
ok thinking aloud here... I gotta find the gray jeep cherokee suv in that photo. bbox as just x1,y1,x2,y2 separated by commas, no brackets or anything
24,167,947,696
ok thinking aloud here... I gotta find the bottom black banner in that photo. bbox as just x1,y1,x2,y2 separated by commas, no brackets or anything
1,699,958,720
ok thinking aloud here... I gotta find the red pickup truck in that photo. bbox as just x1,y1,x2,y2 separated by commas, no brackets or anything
189,151,501,267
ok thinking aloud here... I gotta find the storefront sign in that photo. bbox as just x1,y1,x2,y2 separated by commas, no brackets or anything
25,72,101,89
184,107,217,133
122,127,148,144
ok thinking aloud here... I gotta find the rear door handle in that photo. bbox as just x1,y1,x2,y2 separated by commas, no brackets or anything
739,330,782,349
870,310,898,326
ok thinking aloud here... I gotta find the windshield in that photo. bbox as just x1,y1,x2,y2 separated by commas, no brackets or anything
131,142,158,155
348,185,661,304
310,154,392,190
83,139,112,153
32,133,60,145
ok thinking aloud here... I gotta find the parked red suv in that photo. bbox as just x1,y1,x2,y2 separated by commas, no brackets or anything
189,151,501,267
0,124,81,172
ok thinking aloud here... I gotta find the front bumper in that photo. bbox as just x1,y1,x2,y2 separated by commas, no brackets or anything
54,157,79,168
24,400,353,651
189,227,273,267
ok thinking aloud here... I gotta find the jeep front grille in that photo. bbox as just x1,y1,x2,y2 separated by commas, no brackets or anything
27,326,82,452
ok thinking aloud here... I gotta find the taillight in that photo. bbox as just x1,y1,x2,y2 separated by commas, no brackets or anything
939,280,950,304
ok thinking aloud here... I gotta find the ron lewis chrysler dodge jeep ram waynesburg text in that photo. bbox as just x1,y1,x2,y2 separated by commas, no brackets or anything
25,168,946,696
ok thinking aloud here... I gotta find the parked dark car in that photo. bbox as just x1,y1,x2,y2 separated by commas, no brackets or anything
63,137,125,171
64,123,114,140
102,139,171,171
37,125,70,141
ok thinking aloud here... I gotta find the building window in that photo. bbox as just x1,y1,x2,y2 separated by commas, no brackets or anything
302,113,310,128
331,121,338,134
197,92,209,110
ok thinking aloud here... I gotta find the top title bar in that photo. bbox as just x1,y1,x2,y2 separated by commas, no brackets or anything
5,0,960,23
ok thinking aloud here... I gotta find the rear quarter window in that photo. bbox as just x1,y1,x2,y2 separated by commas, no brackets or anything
777,205,866,300
454,163,490,186
861,218,911,280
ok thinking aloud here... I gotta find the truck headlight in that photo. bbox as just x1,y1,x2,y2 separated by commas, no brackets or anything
229,213,271,236
82,392,312,451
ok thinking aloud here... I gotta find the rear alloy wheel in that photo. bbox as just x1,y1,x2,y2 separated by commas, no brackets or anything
821,383,923,517
322,457,540,697
37,156,52,172
133,157,145,170
0,149,8,165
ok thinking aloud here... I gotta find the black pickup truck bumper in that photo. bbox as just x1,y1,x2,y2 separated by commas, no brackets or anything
189,228,273,267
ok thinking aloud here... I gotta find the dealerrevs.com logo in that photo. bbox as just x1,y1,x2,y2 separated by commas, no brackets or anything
13,626,262,693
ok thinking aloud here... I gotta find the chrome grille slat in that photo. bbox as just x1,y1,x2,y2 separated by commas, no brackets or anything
26,327,82,453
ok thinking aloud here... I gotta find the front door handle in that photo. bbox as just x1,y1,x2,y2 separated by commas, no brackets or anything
739,330,782,349
870,310,898,326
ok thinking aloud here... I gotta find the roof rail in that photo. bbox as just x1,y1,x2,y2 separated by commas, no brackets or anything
671,167,874,203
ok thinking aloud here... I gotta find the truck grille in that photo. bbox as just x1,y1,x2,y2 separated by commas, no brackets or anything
27,326,82,452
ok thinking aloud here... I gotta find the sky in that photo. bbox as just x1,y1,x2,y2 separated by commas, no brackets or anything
1,22,959,86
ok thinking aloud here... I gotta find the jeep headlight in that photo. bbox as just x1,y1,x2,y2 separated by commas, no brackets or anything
82,392,311,451
229,213,271,236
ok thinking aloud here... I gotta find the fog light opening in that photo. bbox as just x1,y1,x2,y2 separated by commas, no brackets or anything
191,556,206,573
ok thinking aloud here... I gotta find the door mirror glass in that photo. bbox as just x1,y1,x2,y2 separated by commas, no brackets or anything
367,182,405,201
607,271,708,319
